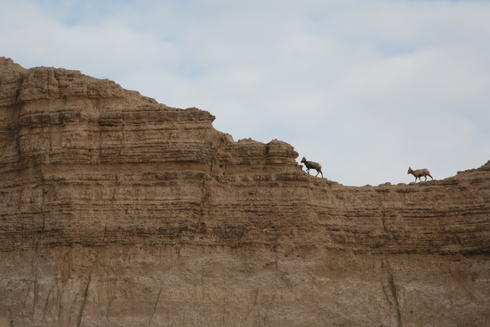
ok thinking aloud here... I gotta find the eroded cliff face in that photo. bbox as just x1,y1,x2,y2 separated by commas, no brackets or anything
1,57,489,327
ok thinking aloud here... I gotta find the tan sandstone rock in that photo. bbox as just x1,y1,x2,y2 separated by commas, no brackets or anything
0,57,489,326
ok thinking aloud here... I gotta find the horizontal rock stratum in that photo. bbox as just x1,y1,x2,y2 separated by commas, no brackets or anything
1,57,489,326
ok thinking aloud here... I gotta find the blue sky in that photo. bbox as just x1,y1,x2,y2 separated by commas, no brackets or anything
1,0,489,185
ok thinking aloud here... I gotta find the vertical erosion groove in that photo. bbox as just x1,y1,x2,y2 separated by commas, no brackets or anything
76,272,92,327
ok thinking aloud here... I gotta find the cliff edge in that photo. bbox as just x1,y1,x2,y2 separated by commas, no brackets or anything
1,58,489,326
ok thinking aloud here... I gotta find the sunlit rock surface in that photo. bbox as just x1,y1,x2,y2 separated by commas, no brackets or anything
1,58,489,326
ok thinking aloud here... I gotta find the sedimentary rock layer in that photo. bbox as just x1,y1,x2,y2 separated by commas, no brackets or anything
1,58,489,326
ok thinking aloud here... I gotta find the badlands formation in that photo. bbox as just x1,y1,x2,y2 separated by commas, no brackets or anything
0,57,489,326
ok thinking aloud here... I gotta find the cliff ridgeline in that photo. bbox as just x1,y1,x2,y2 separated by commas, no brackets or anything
1,58,489,326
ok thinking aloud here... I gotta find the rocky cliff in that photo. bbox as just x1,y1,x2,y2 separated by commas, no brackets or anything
1,57,489,327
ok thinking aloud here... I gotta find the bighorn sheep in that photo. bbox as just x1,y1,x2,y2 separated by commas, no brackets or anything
407,167,433,182
301,157,323,178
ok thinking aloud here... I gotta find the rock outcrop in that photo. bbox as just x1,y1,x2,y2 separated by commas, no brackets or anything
1,57,489,326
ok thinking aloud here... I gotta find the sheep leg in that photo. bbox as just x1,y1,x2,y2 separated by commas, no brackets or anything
428,174,433,180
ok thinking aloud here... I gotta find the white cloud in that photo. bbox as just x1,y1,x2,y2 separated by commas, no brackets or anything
1,0,489,185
